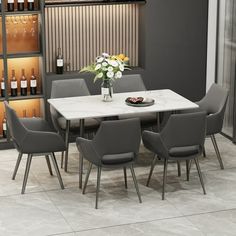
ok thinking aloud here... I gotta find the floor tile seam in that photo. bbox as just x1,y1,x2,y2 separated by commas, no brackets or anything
66,207,236,235
180,207,236,218
44,189,75,234
66,214,197,234
46,231,75,236
0,184,78,199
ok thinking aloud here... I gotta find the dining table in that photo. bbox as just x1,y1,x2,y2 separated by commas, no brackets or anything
48,89,198,188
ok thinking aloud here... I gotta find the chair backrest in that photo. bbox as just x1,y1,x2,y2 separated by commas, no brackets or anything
199,83,228,115
161,112,206,149
4,101,28,149
50,78,90,99
50,78,90,131
113,74,146,93
198,83,228,134
93,118,141,157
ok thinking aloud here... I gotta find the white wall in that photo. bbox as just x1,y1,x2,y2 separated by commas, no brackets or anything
206,0,218,91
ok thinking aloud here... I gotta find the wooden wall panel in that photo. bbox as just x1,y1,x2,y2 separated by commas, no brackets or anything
45,4,139,73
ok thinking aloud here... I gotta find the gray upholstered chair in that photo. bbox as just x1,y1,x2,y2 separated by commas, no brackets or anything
113,74,157,127
50,78,101,168
76,118,142,209
195,84,229,169
4,101,65,194
142,112,206,200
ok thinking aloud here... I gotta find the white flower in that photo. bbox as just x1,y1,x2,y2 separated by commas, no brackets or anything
119,65,124,72
108,66,113,72
107,59,113,65
102,62,108,67
106,71,114,78
95,64,101,70
115,71,122,79
111,61,118,67
102,67,108,71
102,52,110,58
97,57,104,63
97,72,103,78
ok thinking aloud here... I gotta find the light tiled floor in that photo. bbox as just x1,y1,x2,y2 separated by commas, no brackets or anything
0,134,236,235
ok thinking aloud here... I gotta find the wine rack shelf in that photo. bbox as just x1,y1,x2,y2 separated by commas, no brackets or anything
7,52,42,58
0,0,45,147
5,10,41,15
8,94,43,101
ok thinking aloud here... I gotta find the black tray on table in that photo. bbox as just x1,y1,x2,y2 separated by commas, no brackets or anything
125,97,155,107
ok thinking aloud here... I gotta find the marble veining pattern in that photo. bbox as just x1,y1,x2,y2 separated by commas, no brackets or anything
48,90,198,120
0,134,236,235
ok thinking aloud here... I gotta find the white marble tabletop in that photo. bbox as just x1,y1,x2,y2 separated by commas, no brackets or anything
48,89,198,120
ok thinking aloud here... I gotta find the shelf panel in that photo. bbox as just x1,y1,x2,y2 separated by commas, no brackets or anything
8,94,44,101
7,52,42,59
4,10,41,16
45,0,146,7
0,98,5,102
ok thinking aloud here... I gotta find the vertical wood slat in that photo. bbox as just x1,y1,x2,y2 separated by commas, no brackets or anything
45,4,139,73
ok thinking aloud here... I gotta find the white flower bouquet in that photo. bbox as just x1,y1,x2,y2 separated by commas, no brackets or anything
80,53,130,82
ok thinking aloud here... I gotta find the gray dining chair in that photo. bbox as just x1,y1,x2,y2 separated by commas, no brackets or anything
76,118,142,209
195,84,229,169
4,101,65,194
114,74,182,177
50,78,101,168
142,112,206,200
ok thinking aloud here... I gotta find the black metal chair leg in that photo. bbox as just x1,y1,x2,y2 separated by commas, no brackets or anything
79,154,84,189
162,159,168,200
123,167,128,189
21,154,33,194
12,152,23,180
177,161,181,177
61,151,64,169
130,165,142,203
50,153,64,190
146,154,158,186
203,145,206,157
194,158,206,195
95,167,102,209
211,135,224,169
186,160,190,181
45,155,53,176
82,162,93,194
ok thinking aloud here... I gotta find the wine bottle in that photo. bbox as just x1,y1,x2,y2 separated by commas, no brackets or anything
30,68,37,95
0,0,2,12
2,113,7,138
1,71,5,98
10,70,18,97
17,0,24,11
56,48,64,74
7,0,14,12
27,0,34,11
20,69,27,96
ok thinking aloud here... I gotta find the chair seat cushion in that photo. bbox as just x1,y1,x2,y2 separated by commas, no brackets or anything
119,112,156,125
58,117,100,130
102,152,134,165
169,145,200,158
